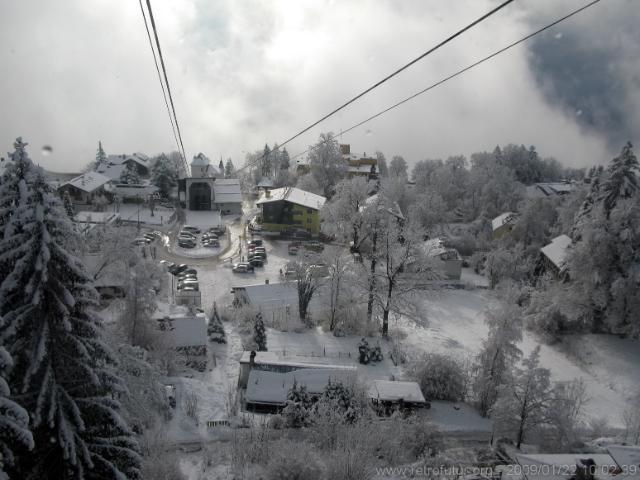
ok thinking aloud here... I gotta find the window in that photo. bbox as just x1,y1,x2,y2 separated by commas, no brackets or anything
307,208,313,214
307,217,312,223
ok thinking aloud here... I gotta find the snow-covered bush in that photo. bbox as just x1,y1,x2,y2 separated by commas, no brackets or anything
282,381,312,427
208,302,226,344
265,440,322,480
407,352,468,401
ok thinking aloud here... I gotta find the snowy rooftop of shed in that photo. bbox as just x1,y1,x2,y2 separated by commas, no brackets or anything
62,172,112,193
420,238,460,259
368,380,426,403
246,368,357,405
239,351,358,371
607,445,640,475
234,282,298,304
540,234,572,269
256,187,326,210
427,401,493,433
491,212,518,231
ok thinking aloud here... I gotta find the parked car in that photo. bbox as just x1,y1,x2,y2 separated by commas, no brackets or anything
288,244,299,255
203,239,220,248
132,237,151,246
179,284,199,292
168,264,187,274
304,241,324,252
178,238,196,248
177,279,199,289
208,226,226,235
249,257,264,267
182,225,201,234
159,260,175,270
143,233,157,242
232,262,254,273
292,229,312,240
178,230,197,239
248,238,263,247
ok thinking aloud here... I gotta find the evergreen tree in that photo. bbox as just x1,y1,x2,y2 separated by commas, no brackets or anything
62,190,75,218
253,312,267,352
207,302,226,344
218,158,224,173
261,144,272,179
0,345,34,479
119,163,141,185
94,141,108,171
280,147,290,171
317,380,360,424
0,137,32,234
602,142,638,218
224,158,235,178
151,154,178,198
0,139,141,479
282,380,312,427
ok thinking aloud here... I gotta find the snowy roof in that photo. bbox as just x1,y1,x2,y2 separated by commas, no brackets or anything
213,178,242,204
536,182,575,196
233,282,299,306
240,351,357,371
420,238,461,259
191,153,210,166
112,183,159,198
96,162,126,180
256,187,326,210
153,303,207,348
491,212,518,231
61,172,112,193
515,453,617,480
540,234,572,269
368,380,426,403
257,177,274,188
73,211,119,224
106,153,149,166
608,445,640,475
427,401,493,433
246,368,357,406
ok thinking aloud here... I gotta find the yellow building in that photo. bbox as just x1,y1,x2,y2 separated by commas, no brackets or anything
255,187,326,235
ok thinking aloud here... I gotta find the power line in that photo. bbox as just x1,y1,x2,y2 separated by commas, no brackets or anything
289,0,602,163
137,0,181,164
238,0,515,173
144,0,189,174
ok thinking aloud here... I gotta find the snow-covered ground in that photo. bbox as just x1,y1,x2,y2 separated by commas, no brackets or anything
397,289,640,428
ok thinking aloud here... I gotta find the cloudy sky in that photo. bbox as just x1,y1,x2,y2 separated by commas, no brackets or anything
1,0,637,172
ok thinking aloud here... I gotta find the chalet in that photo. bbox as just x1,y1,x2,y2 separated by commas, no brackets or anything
420,238,463,280
245,367,357,412
231,281,323,326
368,380,426,415
256,187,326,235
341,144,378,180
491,212,518,239
540,234,572,276
177,154,242,214
153,303,208,371
96,153,150,181
526,181,576,199
58,172,113,208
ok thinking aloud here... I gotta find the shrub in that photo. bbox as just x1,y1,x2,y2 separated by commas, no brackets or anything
407,352,467,401
266,440,322,480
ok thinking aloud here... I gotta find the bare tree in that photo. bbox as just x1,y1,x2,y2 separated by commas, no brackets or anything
291,261,323,327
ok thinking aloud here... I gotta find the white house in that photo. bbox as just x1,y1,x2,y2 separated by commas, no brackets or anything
96,153,150,181
540,234,572,275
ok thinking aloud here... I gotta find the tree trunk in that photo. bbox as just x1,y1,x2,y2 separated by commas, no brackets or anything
367,230,378,322
382,281,393,337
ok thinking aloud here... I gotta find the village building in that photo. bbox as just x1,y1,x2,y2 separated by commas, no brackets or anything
526,181,576,199
177,154,242,214
368,380,426,415
420,238,463,280
57,172,113,209
540,234,572,276
153,303,208,371
256,187,326,235
96,153,150,181
244,367,357,412
491,211,518,239
341,144,378,180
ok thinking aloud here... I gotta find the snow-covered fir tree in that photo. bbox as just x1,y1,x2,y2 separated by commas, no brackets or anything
207,302,226,344
94,141,108,171
280,147,290,171
253,312,267,351
62,190,75,218
218,158,224,173
151,154,177,198
119,163,141,185
224,158,235,178
0,139,141,479
261,144,272,179
282,380,312,427
0,345,34,480
602,141,638,218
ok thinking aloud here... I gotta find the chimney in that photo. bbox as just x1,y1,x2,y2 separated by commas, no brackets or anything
265,190,271,198
265,279,269,284
249,350,256,368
